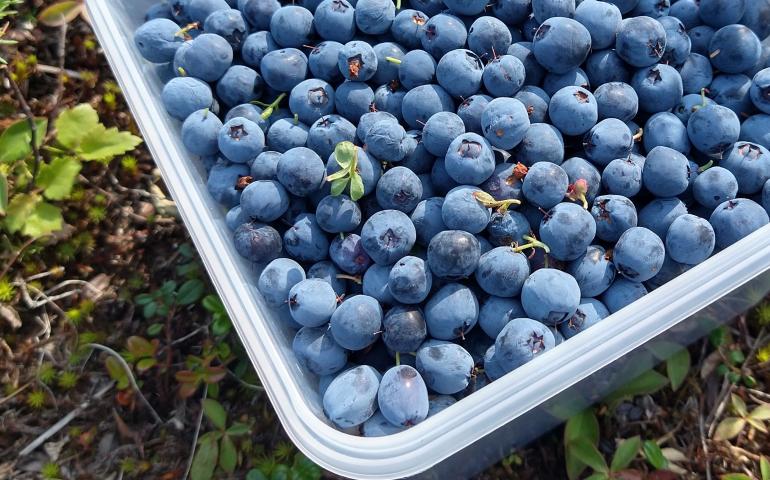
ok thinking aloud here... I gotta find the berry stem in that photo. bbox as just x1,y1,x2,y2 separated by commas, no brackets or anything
395,351,401,366
259,93,286,120
385,56,402,65
293,113,299,125
335,274,362,284
698,159,714,172
472,191,521,213
512,235,550,254
632,128,643,142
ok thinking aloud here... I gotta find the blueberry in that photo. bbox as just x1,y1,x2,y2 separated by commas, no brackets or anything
693,166,739,209
334,81,375,123
421,13,468,60
678,53,714,95
257,258,306,308
182,109,224,156
657,16,690,66
708,24,761,74
709,198,770,249
543,67,590,98
366,118,408,161
416,340,474,394
493,317,555,371
559,298,610,339
615,16,667,68
225,205,249,231
507,42,546,87
751,68,770,114
481,162,524,203
533,17,591,74
568,245,616,297
391,10,429,50
289,79,335,125
436,49,484,99
427,230,481,280
207,161,249,207
239,0,281,30
204,9,247,51
308,41,345,84
323,365,380,428
239,180,288,223
631,64,684,114
411,197,447,246
689,25,716,56
184,0,231,23
284,213,330,263
601,278,647,313
548,86,598,136
217,117,265,164
643,112,690,155
584,49,631,86
513,124,564,167
442,185,491,234
481,97,530,149
382,305,427,352
478,296,526,339
315,0,356,42
397,50,437,91
226,104,270,133
613,227,666,282
360,209,416,265
645,254,692,290
594,82,639,123
709,74,754,117
260,48,308,92
427,395,457,417
522,161,569,210
361,411,406,436
687,104,740,156
486,210,530,247
491,0,531,25
242,31,279,68
378,365,429,427
376,166,423,212
422,112,466,158
574,0,622,50
740,114,770,149
562,157,601,203
482,55,525,99
388,256,433,304
583,119,633,167
424,283,479,340
540,202,596,261
307,115,357,160
293,325,348,375
277,147,326,197
721,142,770,194
266,118,309,153
134,18,184,64
699,0,747,29
162,77,214,121
664,214,716,265
642,146,690,197
288,278,338,327
475,247,530,297
521,268,581,325
467,16,512,58
373,83,407,122
330,295,382,350
355,0,395,35
638,197,688,239
362,263,396,304
176,33,233,82
329,233,372,274
669,0,701,29
338,41,379,82
591,194,638,243
315,195,361,233
233,222,282,263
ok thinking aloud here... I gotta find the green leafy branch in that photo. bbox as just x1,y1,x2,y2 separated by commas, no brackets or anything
191,398,252,480
0,103,141,237
713,393,770,441
326,141,365,201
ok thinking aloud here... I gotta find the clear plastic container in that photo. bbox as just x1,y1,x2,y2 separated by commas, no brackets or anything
86,1,770,477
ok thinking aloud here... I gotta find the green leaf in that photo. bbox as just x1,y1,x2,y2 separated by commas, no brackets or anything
0,118,47,164
642,441,668,470
177,279,204,306
760,455,769,480
291,454,322,480
333,141,356,170
203,398,227,430
142,302,158,319
568,438,609,474
565,449,587,480
246,470,269,480
226,422,250,436
325,168,350,182
564,409,600,446
127,336,156,357
750,404,770,420
77,125,142,163
720,474,752,480
330,177,349,196
55,104,99,150
37,1,82,27
202,295,225,314
666,348,691,391
104,356,129,390
37,156,82,200
714,417,746,441
136,358,157,373
746,417,768,433
611,436,641,472
21,201,62,237
147,323,163,336
349,172,364,201
732,394,748,417
0,172,8,215
219,435,237,473
212,315,231,337
605,370,668,407
4,193,39,233
191,434,218,480
135,293,154,306
270,465,290,480
584,473,609,480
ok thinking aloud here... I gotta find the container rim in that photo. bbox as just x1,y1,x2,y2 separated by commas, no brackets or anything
86,2,770,477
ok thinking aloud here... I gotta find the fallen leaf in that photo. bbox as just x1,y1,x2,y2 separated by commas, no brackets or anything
0,304,21,329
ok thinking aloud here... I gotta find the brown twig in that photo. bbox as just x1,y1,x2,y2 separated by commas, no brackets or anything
50,22,68,118
2,68,42,190
0,235,39,279
183,384,208,480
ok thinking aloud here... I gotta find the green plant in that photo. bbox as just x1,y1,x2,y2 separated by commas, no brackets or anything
0,103,141,237
40,461,60,480
0,1,22,65
250,448,322,480
0,277,15,301
202,294,231,337
175,350,228,399
38,362,56,384
708,326,758,387
134,278,205,319
325,141,365,201
57,370,78,389
721,456,770,480
26,389,45,409
190,398,251,480
713,394,770,441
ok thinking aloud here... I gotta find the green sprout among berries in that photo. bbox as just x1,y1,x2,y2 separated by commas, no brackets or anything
326,141,365,201
512,235,550,255
472,191,521,214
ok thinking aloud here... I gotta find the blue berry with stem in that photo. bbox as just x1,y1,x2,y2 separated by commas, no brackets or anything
559,298,610,339
709,198,770,249
601,277,647,313
425,283,479,340
234,221,282,263
613,227,666,282
475,246,530,297
591,194,638,243
289,278,338,327
329,233,372,274
521,268,581,326
323,365,380,428
388,256,433,304
378,365,429,427
568,245,616,298
665,214,715,265
330,294,382,350
258,257,306,308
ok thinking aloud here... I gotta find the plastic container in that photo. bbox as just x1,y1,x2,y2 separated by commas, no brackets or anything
87,1,770,477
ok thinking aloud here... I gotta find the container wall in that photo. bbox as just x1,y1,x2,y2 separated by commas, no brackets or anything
87,2,770,478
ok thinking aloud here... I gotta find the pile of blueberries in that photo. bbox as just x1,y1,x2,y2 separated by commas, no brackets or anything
134,0,770,435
